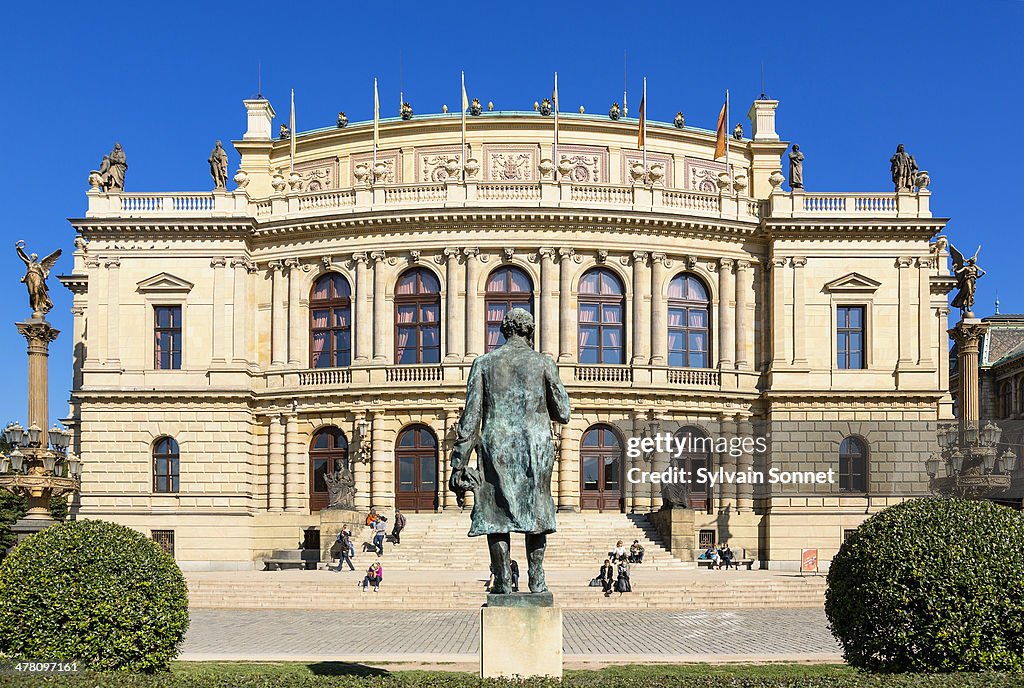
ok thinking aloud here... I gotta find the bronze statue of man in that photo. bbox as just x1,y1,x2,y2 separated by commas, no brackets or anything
449,308,570,595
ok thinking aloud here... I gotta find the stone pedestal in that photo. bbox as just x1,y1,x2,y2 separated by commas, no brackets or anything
318,508,364,564
480,595,562,679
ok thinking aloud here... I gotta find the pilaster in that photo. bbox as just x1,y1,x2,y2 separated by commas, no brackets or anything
557,248,576,362
718,258,735,371
104,258,120,367
538,248,558,358
630,252,650,365
286,257,304,366
268,414,285,512
269,261,287,366
650,253,670,365
371,252,389,362
464,248,483,360
735,260,753,370
284,412,304,512
443,248,464,361
790,257,808,368
352,253,371,362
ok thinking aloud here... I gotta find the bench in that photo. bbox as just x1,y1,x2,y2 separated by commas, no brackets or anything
694,547,756,570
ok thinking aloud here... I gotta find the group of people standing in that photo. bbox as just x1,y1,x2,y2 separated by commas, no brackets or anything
331,508,408,593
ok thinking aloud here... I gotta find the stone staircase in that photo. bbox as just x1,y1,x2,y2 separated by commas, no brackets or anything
345,511,692,572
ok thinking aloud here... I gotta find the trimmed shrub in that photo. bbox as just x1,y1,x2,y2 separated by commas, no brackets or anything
0,519,189,672
826,497,1024,673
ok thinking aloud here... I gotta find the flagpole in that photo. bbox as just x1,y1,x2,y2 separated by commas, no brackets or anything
725,88,731,186
373,78,379,174
553,71,559,180
642,77,647,180
289,88,296,173
461,71,467,182
623,50,628,117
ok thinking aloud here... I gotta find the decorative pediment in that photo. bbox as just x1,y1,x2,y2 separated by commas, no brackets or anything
824,273,881,293
136,273,194,294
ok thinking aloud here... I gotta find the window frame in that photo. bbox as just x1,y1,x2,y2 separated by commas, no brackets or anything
484,265,535,352
836,305,867,371
577,268,626,365
667,273,712,369
153,304,183,371
838,436,868,493
394,268,442,365
153,436,180,494
309,273,353,369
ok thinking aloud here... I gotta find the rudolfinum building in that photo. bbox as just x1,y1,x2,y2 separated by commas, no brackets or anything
59,92,951,570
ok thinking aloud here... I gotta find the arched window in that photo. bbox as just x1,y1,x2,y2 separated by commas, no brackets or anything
395,268,441,364
580,424,623,511
668,274,710,368
999,382,1013,419
486,266,534,351
578,268,625,364
395,425,438,511
153,436,180,493
839,437,868,492
310,273,352,368
666,426,711,510
310,426,349,511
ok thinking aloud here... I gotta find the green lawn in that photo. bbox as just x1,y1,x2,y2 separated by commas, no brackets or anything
0,662,1021,687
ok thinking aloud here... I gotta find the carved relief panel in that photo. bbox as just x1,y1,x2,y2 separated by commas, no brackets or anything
552,144,609,183
351,149,402,184
294,157,339,191
482,144,539,181
684,156,727,193
621,150,674,186
415,145,463,183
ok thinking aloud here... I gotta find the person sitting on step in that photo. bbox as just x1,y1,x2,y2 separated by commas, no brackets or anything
362,561,383,592
628,540,645,564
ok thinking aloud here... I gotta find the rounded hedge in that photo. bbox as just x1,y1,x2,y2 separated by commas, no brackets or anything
0,519,189,672
826,497,1024,673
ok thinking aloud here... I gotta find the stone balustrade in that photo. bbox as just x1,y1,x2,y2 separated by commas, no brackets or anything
767,189,930,219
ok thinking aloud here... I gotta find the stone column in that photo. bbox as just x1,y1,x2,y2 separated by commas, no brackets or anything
370,410,391,509
557,421,579,511
371,252,389,362
286,258,304,366
439,411,451,511
650,253,669,365
269,261,287,366
285,412,304,512
550,424,561,505
538,248,558,358
717,416,738,512
632,412,652,512
770,257,788,368
464,248,482,359
352,253,371,362
443,249,464,361
938,307,951,409
631,252,650,365
558,248,576,362
268,414,285,512
897,257,915,368
353,414,371,511
104,258,120,366
230,258,254,364
650,414,670,510
718,258,735,370
71,305,85,389
790,257,807,367
950,320,989,427
917,257,935,367
211,257,227,363
735,260,753,369
17,320,59,432
85,258,104,365
736,416,754,512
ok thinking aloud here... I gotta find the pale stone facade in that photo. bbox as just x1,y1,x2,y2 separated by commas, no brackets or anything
60,96,952,570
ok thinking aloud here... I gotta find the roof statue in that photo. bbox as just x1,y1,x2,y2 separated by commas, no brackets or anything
91,143,127,192
16,241,61,318
890,144,918,192
208,141,229,190
788,144,804,190
950,244,985,318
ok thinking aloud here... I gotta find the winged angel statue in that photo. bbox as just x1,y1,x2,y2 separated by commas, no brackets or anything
16,241,62,317
949,244,985,318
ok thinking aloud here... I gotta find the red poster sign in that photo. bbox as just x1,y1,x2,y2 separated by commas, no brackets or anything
801,548,818,574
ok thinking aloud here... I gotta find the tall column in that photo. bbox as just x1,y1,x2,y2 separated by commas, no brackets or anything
104,258,120,366
285,412,304,512
736,415,754,512
538,248,558,358
269,261,287,366
718,258,735,370
631,252,650,365
370,410,391,509
897,257,915,368
371,252,389,362
443,249,464,361
632,412,652,512
352,253,371,362
286,257,304,366
464,248,483,359
558,248,576,362
650,253,669,365
790,257,807,367
17,321,59,433
230,258,255,364
917,257,935,367
649,414,669,510
557,421,579,511
735,260,753,369
268,414,285,512
211,257,227,363
353,414,371,511
84,258,104,365
717,416,738,512
770,257,788,368
951,320,988,427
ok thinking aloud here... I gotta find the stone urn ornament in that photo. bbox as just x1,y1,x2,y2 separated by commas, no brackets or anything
733,173,748,194
674,112,685,129
87,171,102,190
538,158,554,181
648,163,665,185
444,158,461,180
464,158,480,179
768,169,785,190
609,103,621,120
630,162,646,183
400,102,413,120
373,161,389,183
717,172,732,192
353,162,369,185
288,171,304,191
470,98,483,116
557,158,573,179
915,170,931,190
539,98,552,116
233,169,250,189
271,170,287,193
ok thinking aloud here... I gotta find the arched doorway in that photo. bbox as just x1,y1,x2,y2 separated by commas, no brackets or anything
395,425,438,511
580,424,623,511
310,426,349,512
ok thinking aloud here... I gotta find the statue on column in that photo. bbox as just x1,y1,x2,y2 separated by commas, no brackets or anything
16,241,62,318
788,144,804,189
449,308,571,595
209,140,229,190
950,244,985,318
890,144,918,192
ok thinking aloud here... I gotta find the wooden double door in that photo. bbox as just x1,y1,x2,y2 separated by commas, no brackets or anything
580,425,623,511
395,425,438,512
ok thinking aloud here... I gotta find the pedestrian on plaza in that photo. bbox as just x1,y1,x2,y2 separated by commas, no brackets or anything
599,558,615,597
629,540,645,564
510,559,520,592
391,508,407,545
615,559,632,595
362,561,383,592
373,515,388,556
333,529,355,572
344,526,356,559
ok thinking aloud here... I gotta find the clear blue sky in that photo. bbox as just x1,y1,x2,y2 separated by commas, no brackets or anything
0,1,1020,427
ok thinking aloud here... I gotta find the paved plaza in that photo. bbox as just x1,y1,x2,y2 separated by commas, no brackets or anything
182,608,841,664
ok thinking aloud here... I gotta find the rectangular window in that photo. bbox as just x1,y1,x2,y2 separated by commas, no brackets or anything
154,306,183,370
152,530,175,557
837,306,865,370
698,529,716,549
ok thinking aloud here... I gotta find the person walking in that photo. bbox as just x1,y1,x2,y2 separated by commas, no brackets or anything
333,529,355,572
391,508,407,545
599,558,615,597
362,561,383,592
373,516,388,556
